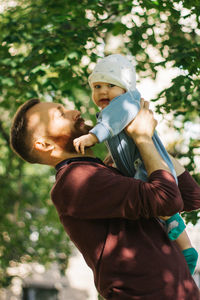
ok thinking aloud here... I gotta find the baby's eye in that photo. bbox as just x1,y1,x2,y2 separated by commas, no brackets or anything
94,84,101,89
108,84,115,88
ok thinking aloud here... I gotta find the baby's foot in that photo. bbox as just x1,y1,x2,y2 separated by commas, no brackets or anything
182,247,198,274
165,213,186,240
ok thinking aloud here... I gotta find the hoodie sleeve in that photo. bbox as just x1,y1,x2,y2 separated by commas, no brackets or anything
178,170,200,211
52,163,183,220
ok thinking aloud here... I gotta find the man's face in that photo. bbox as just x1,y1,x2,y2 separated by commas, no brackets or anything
26,102,90,151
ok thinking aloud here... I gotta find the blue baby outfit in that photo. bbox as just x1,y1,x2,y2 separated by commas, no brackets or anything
90,89,177,182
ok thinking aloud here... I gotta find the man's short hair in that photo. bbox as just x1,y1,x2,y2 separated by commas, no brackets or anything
10,98,41,163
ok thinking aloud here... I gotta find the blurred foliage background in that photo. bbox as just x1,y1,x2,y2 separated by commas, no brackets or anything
0,0,199,288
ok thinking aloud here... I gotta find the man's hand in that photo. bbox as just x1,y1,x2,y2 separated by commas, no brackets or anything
73,133,98,154
125,98,157,145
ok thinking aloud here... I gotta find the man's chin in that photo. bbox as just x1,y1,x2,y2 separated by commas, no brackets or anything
74,125,92,141
83,123,93,134
75,118,92,134
63,124,93,153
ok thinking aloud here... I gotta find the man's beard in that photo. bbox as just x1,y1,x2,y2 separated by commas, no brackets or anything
48,118,93,154
74,117,92,136
64,119,92,153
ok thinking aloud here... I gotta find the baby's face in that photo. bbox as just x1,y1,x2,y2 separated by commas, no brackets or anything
91,82,126,109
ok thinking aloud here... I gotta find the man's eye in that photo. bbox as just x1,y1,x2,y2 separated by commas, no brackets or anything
57,109,64,117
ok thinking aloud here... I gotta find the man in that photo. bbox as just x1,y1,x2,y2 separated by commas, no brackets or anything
10,98,200,299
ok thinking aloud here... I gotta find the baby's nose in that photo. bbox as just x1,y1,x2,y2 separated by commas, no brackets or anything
100,86,108,93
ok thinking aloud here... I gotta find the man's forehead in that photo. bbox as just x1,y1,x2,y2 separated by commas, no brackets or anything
30,101,57,112
27,102,58,117
26,102,56,132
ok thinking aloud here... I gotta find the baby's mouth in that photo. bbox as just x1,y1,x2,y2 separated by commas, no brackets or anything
99,98,110,104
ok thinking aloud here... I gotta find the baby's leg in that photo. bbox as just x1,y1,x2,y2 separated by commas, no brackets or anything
175,231,198,275
161,214,198,274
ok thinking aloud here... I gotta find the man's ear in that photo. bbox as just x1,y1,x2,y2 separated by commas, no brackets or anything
34,138,54,153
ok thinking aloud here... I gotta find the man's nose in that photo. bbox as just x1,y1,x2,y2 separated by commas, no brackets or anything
72,110,81,121
64,109,80,121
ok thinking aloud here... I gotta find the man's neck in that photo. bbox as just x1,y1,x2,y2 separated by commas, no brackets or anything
51,149,95,167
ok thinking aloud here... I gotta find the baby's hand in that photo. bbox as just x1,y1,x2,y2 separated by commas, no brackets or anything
73,133,98,154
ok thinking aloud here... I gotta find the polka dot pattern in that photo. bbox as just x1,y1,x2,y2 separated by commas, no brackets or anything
88,54,136,91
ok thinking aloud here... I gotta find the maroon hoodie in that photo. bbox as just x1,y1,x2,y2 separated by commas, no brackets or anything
51,157,200,299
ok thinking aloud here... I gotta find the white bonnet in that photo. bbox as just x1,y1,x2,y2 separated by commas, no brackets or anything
88,54,136,91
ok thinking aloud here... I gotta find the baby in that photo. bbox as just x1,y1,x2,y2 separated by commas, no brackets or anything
73,54,198,274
